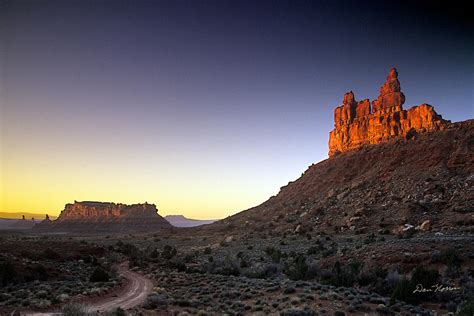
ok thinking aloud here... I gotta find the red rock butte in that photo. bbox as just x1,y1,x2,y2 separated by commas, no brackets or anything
34,201,172,233
328,68,449,157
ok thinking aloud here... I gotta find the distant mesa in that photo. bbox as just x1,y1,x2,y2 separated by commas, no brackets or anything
33,201,172,233
165,215,216,227
328,68,449,156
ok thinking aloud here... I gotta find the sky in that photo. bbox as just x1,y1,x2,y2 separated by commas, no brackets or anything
0,0,472,219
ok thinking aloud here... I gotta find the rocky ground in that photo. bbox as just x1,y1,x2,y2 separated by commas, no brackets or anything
1,227,473,315
109,228,473,315
0,234,123,314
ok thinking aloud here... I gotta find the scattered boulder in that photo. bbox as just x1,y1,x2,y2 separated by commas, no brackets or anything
418,220,431,231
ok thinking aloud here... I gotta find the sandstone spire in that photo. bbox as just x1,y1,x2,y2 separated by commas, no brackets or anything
371,67,405,113
328,68,448,157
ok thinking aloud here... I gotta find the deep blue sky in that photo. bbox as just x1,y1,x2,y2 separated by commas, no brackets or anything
1,0,473,218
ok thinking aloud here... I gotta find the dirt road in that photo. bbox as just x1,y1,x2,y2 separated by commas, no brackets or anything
23,265,153,315
86,266,153,313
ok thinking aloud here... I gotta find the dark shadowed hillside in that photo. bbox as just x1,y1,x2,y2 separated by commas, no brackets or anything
206,119,473,237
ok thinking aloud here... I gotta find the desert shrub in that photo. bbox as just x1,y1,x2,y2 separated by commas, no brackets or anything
149,249,159,259
364,233,376,244
221,256,240,276
116,242,144,266
32,264,49,281
0,261,15,286
143,293,168,309
265,247,283,263
114,308,126,316
390,277,412,305
116,242,143,266
240,257,249,268
411,266,439,288
458,296,474,316
440,248,461,267
183,253,195,263
243,263,279,279
390,267,440,304
385,270,402,287
441,248,462,277
203,247,212,254
42,248,61,260
206,256,240,276
162,245,177,260
61,303,92,316
307,246,320,255
330,261,357,287
321,247,335,258
306,260,319,279
166,258,186,272
285,254,309,280
84,255,99,266
375,266,388,279
89,267,110,282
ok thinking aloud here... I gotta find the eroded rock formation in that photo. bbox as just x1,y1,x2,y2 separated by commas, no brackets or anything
34,201,172,233
328,68,448,156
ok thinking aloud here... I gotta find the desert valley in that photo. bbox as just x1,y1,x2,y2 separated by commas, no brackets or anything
1,69,473,315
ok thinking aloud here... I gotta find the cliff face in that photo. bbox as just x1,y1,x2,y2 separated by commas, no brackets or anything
57,201,162,221
328,68,448,157
35,201,172,233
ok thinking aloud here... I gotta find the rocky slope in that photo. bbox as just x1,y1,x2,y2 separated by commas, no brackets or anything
34,201,172,233
212,119,473,236
204,67,473,237
329,68,448,156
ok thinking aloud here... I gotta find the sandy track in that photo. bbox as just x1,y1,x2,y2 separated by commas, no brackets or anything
86,266,153,313
24,265,153,315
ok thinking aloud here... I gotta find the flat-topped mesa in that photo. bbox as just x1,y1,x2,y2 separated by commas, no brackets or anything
34,201,172,233
57,201,161,221
329,68,448,157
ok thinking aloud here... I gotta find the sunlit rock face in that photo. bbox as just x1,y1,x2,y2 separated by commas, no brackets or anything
328,68,448,157
35,201,172,233
58,201,161,220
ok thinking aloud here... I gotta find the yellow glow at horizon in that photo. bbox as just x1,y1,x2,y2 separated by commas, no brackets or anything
0,147,273,220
